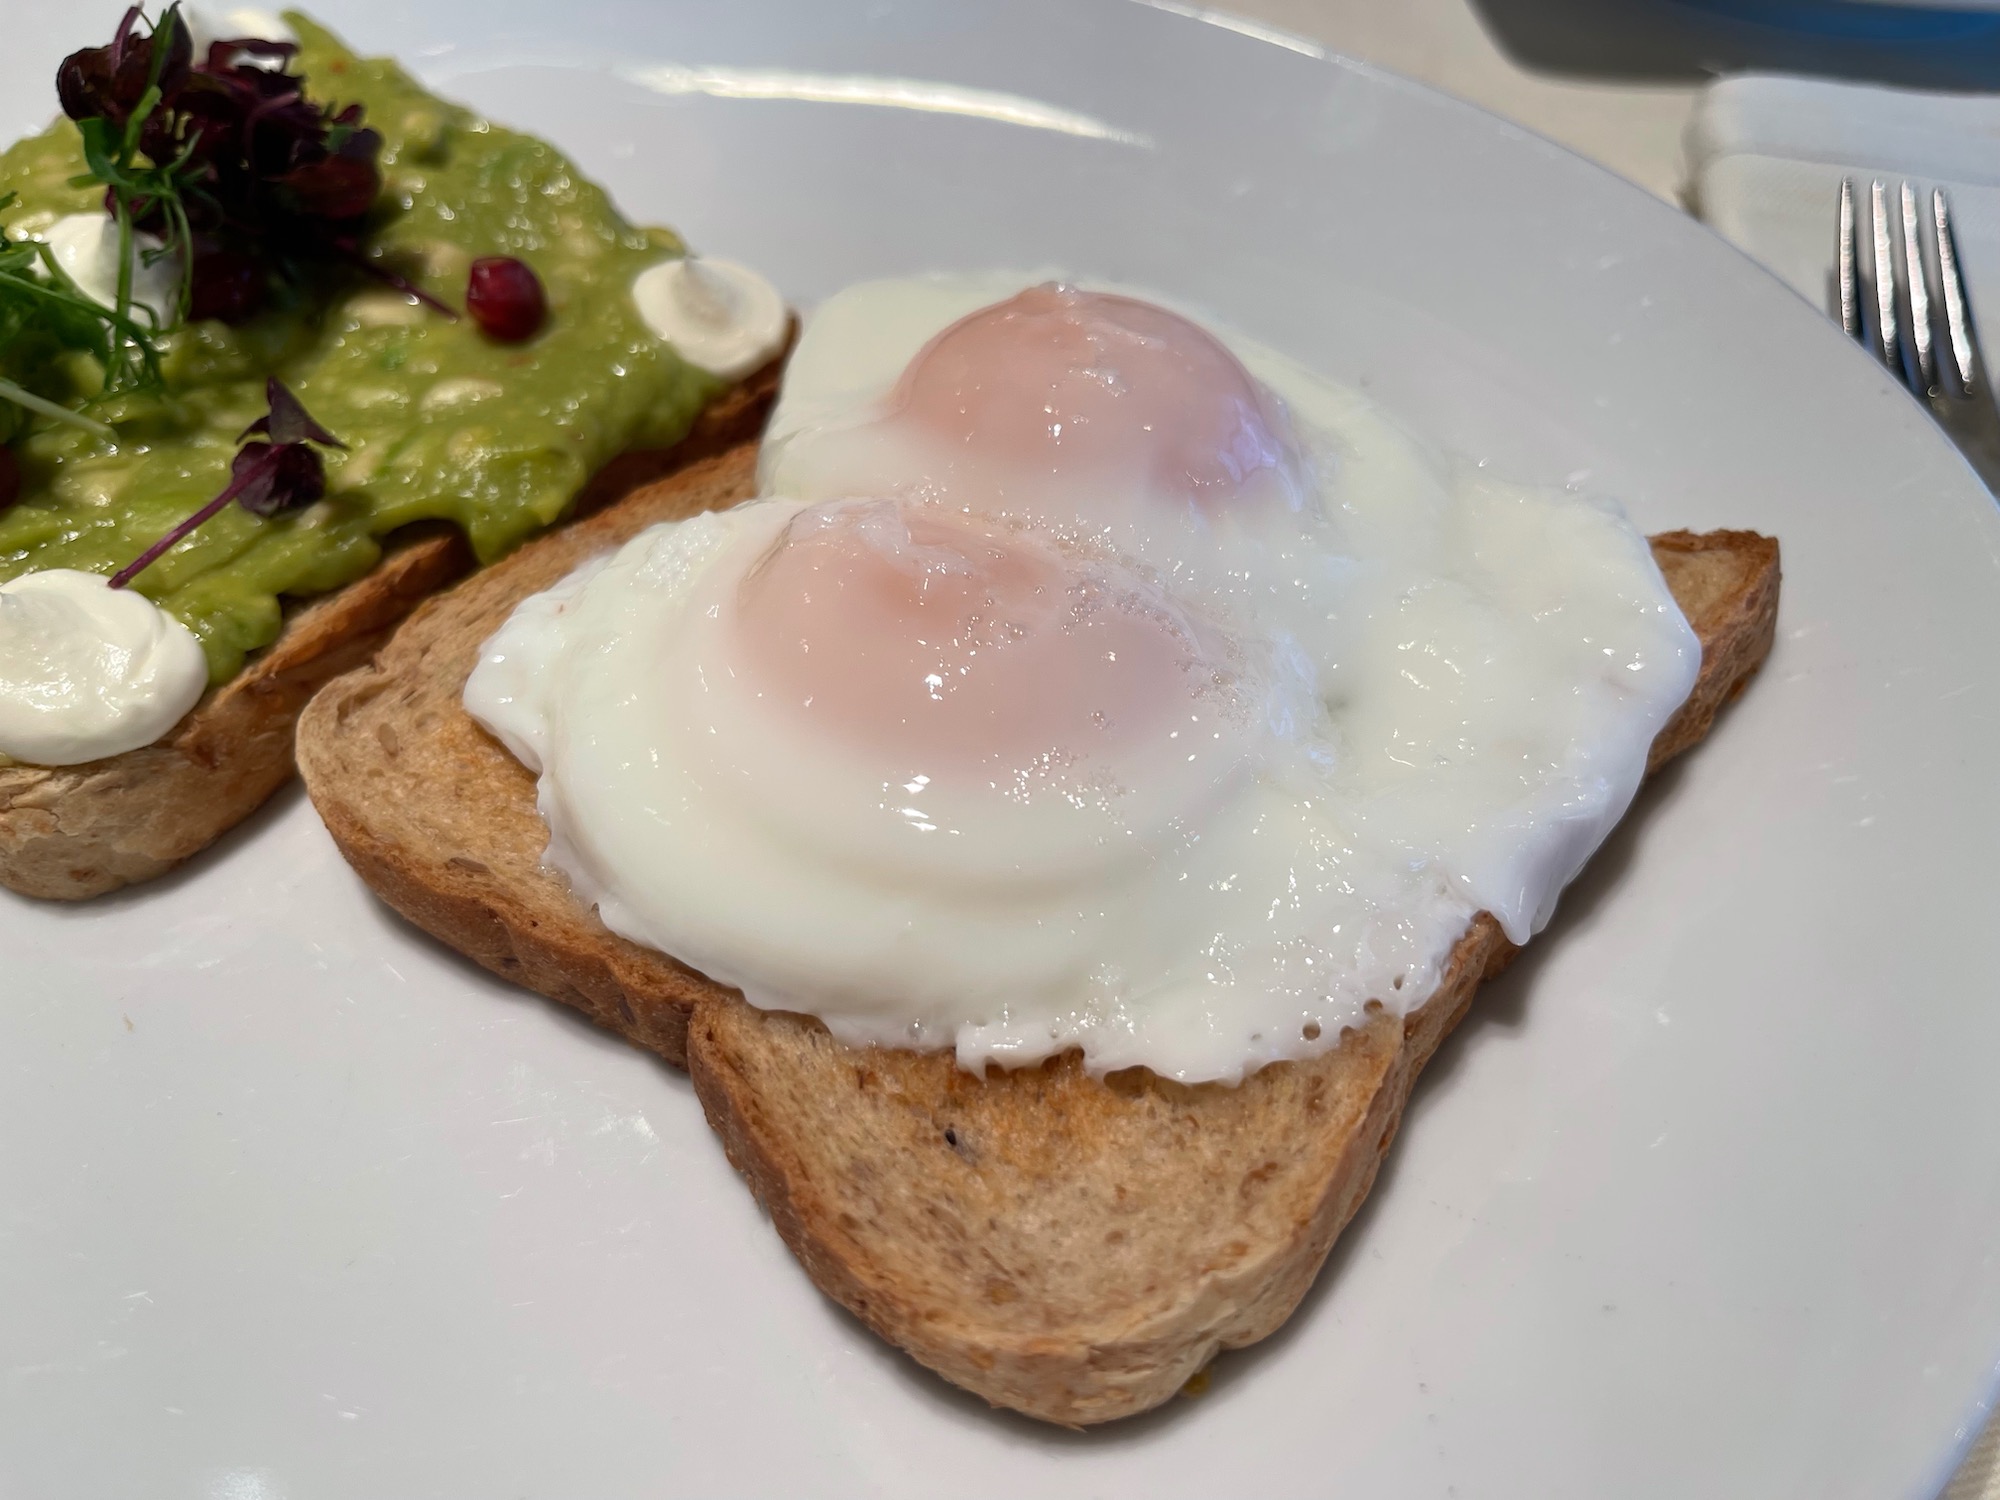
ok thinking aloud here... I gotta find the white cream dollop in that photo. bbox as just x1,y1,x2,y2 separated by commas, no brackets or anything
631,257,788,379
0,570,208,766
181,6,296,66
41,214,180,326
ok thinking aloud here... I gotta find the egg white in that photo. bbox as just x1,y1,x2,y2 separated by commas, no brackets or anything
467,272,1699,1083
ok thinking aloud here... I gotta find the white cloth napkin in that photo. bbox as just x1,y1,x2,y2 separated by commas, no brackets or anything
1691,72,2000,1500
1687,74,2000,351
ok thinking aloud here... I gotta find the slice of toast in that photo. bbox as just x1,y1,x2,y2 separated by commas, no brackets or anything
0,363,779,901
298,442,773,1062
298,484,1778,1424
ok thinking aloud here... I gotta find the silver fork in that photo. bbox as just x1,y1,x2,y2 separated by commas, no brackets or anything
1838,177,2000,492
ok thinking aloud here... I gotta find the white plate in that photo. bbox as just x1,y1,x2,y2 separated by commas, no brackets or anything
6,3,2000,1496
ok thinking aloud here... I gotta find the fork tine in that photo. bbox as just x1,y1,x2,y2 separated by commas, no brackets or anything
1902,182,1936,392
1934,187,1978,395
1839,178,1861,340
1871,180,1903,380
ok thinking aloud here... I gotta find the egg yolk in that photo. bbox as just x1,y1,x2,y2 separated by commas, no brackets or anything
731,498,1199,768
886,282,1305,515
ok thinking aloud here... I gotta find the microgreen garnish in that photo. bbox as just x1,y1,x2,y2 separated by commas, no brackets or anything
2,5,406,449
58,3,408,329
57,4,191,383
108,378,342,589
0,378,116,440
0,190,166,433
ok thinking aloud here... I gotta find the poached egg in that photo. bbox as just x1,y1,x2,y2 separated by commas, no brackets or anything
466,272,1698,1083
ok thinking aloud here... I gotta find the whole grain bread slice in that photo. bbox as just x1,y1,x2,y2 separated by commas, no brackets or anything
297,466,1777,1424
0,361,779,901
298,441,772,1061
685,528,1778,1425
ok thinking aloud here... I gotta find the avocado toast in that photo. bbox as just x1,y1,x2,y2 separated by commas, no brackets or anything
0,10,780,897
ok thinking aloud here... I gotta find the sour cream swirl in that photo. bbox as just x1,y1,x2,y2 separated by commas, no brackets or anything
0,571,208,766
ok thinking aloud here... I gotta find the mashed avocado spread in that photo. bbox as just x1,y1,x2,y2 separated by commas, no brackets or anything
0,13,724,682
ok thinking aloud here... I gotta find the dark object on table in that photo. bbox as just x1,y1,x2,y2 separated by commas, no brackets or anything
1471,0,2000,91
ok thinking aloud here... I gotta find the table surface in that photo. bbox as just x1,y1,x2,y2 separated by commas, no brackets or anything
1220,3,1993,1497
1224,0,1699,201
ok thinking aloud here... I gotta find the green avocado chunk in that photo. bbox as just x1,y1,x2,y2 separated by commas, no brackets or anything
0,12,724,682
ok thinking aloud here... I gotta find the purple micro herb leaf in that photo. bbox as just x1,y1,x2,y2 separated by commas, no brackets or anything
229,438,324,517
109,380,340,589
57,6,191,133
241,376,343,449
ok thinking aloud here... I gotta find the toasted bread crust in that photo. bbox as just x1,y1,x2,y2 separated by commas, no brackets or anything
0,361,779,901
680,536,1776,1424
299,442,770,1062
298,493,1777,1425
1644,530,1781,771
689,916,1517,1426
685,531,1779,1424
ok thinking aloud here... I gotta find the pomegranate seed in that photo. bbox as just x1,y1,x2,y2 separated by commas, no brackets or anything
466,256,546,342
0,446,18,514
